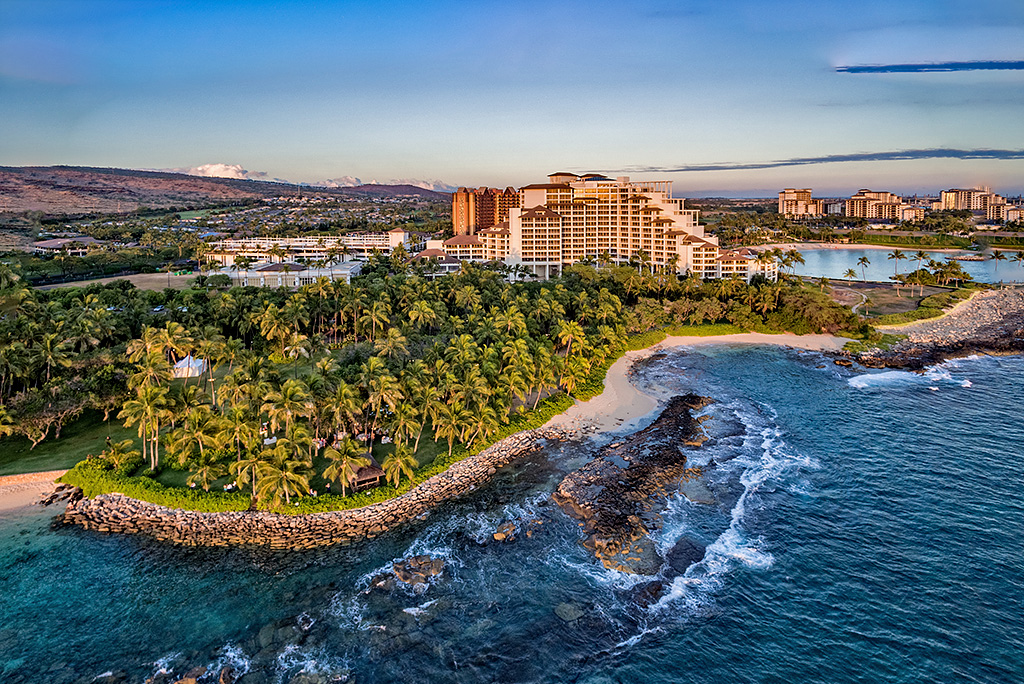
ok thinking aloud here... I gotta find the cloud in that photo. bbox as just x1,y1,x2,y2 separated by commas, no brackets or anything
182,163,268,180
309,177,457,192
386,178,458,193
615,149,1024,174
836,61,1024,74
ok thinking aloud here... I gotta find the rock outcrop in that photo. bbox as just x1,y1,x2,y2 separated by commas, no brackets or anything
552,394,712,573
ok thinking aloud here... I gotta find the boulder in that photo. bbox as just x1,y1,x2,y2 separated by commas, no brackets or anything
665,537,706,578
492,522,516,542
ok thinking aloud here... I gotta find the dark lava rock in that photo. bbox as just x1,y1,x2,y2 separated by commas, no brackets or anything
664,537,706,578
626,580,667,608
392,555,445,586
552,394,712,572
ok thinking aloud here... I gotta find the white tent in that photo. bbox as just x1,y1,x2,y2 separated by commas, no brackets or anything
173,355,209,378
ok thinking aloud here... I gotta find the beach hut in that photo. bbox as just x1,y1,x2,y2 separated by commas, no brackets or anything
173,355,209,378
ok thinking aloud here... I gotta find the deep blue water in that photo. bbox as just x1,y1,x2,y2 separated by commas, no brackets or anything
2,349,1023,683
793,247,1024,284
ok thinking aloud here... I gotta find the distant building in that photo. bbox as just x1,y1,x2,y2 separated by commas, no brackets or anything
939,187,993,212
452,187,520,235
32,236,105,256
778,189,824,217
227,260,363,288
208,229,418,266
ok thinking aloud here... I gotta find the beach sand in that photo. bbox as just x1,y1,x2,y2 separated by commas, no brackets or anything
545,333,849,434
0,470,67,513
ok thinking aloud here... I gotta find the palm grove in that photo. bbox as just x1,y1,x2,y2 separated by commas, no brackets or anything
0,251,862,511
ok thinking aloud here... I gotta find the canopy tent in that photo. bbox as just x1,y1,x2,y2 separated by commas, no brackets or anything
172,355,209,378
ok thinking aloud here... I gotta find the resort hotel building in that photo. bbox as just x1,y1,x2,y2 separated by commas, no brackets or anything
423,173,777,282
207,229,420,267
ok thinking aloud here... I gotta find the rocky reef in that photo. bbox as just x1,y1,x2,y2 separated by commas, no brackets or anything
552,394,712,573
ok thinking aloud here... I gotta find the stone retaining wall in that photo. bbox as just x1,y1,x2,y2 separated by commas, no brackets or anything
60,427,568,549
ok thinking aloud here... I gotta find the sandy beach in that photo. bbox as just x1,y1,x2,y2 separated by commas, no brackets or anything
0,470,67,513
546,332,849,434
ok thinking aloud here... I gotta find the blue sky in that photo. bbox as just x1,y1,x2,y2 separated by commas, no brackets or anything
1,0,1022,196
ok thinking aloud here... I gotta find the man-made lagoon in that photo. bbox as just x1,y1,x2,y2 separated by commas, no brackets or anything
2,348,1023,683
792,246,1024,284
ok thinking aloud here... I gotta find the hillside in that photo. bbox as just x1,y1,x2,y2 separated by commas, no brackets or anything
0,166,448,216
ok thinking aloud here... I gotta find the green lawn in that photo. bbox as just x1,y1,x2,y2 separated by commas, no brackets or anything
0,410,140,476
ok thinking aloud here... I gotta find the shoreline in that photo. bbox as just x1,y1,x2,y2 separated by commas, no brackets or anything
546,332,850,434
0,470,68,513
52,332,851,546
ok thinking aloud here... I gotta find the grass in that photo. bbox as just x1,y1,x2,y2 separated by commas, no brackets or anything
0,410,140,476
843,333,905,354
872,287,976,326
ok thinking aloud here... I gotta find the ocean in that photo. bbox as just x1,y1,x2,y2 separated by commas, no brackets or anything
2,347,1022,683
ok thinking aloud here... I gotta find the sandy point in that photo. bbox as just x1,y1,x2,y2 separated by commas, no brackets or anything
545,333,850,435
0,470,68,513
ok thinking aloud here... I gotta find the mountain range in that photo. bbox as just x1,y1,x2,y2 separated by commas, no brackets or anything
0,165,450,216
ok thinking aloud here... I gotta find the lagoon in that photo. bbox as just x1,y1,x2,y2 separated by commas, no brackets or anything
791,246,1024,284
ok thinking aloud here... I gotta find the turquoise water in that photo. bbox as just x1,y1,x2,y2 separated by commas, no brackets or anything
2,348,1023,683
793,247,1024,284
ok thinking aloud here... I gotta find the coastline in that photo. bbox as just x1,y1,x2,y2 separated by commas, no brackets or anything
54,332,851,546
546,332,850,434
0,470,67,513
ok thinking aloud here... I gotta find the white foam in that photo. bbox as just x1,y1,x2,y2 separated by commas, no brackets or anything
402,599,438,617
274,644,351,683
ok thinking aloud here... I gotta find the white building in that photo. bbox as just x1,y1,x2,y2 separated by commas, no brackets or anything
420,174,776,282
208,229,418,266
226,261,363,288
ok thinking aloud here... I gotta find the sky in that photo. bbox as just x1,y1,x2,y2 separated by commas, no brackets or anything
1,0,1022,196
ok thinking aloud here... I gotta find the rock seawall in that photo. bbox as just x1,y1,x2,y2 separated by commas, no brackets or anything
60,427,567,549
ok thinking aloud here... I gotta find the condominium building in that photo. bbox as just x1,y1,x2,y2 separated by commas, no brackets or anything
845,190,903,219
939,187,993,212
778,189,825,217
207,229,418,266
424,173,776,282
452,186,520,235
229,261,363,288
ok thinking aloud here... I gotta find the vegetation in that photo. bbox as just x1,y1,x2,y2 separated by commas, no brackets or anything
2,248,867,513
870,288,976,326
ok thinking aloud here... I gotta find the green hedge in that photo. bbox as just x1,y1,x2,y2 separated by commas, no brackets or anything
60,460,251,512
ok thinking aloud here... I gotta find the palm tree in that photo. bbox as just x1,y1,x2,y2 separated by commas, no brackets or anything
843,268,858,282
230,453,263,499
118,384,170,469
374,328,408,360
219,405,258,461
261,379,314,435
887,249,906,277
100,439,141,470
322,438,371,497
433,401,470,459
256,452,311,508
991,250,1007,273
857,256,871,283
387,403,421,448
382,445,417,488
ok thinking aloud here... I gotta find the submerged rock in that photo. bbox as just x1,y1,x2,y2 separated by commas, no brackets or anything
554,602,585,622
552,394,712,573
664,537,706,578
392,555,445,586
492,522,516,542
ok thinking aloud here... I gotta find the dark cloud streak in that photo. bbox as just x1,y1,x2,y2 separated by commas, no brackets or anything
837,61,1024,74
617,149,1024,174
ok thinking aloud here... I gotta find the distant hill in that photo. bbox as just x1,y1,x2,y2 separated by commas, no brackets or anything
0,165,449,216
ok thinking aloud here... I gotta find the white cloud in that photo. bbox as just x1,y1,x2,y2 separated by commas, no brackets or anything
387,178,458,192
184,163,268,180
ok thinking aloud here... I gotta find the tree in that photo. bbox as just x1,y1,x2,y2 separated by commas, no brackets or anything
261,379,314,435
322,438,371,497
887,249,906,277
432,401,470,458
857,256,871,283
382,445,417,488
843,268,857,282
